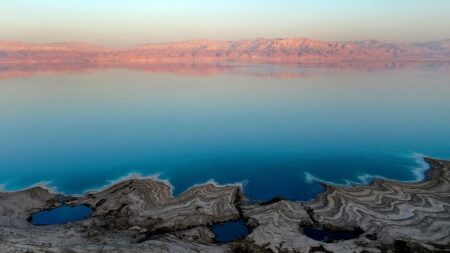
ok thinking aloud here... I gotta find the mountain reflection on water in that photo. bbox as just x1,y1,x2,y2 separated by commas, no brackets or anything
1,61,449,80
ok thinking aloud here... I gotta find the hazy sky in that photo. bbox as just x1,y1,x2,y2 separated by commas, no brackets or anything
1,0,450,46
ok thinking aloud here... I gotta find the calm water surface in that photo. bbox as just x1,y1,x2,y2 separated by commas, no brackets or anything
0,65,449,201
31,205,93,225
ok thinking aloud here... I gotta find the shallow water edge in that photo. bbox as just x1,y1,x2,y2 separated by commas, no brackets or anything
0,157,449,252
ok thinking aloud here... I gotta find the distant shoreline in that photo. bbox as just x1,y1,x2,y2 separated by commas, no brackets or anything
1,37,450,65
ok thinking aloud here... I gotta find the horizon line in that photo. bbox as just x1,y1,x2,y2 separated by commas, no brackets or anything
1,36,450,49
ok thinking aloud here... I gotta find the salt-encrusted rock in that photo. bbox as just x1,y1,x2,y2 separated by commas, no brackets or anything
240,200,380,253
0,180,239,252
0,225,229,253
0,158,449,252
70,179,241,234
0,186,54,228
305,158,450,252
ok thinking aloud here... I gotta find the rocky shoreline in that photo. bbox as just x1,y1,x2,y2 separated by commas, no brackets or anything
1,158,449,253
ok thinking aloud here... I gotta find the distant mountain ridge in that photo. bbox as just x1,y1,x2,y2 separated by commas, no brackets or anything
1,38,449,64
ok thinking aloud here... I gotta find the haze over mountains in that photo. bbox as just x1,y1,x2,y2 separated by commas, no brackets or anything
1,38,449,64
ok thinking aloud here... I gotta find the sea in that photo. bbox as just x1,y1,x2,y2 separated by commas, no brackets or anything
1,63,449,201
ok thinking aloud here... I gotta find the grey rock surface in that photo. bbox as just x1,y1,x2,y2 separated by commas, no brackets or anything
1,158,449,252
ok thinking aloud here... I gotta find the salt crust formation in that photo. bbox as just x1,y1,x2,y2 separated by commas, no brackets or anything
0,158,449,252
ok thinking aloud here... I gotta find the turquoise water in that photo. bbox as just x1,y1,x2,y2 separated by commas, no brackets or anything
0,65,449,201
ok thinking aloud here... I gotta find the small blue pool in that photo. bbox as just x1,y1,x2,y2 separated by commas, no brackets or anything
31,204,93,226
211,220,249,243
302,225,363,243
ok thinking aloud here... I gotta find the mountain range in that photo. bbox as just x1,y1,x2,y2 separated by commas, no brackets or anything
1,38,450,64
